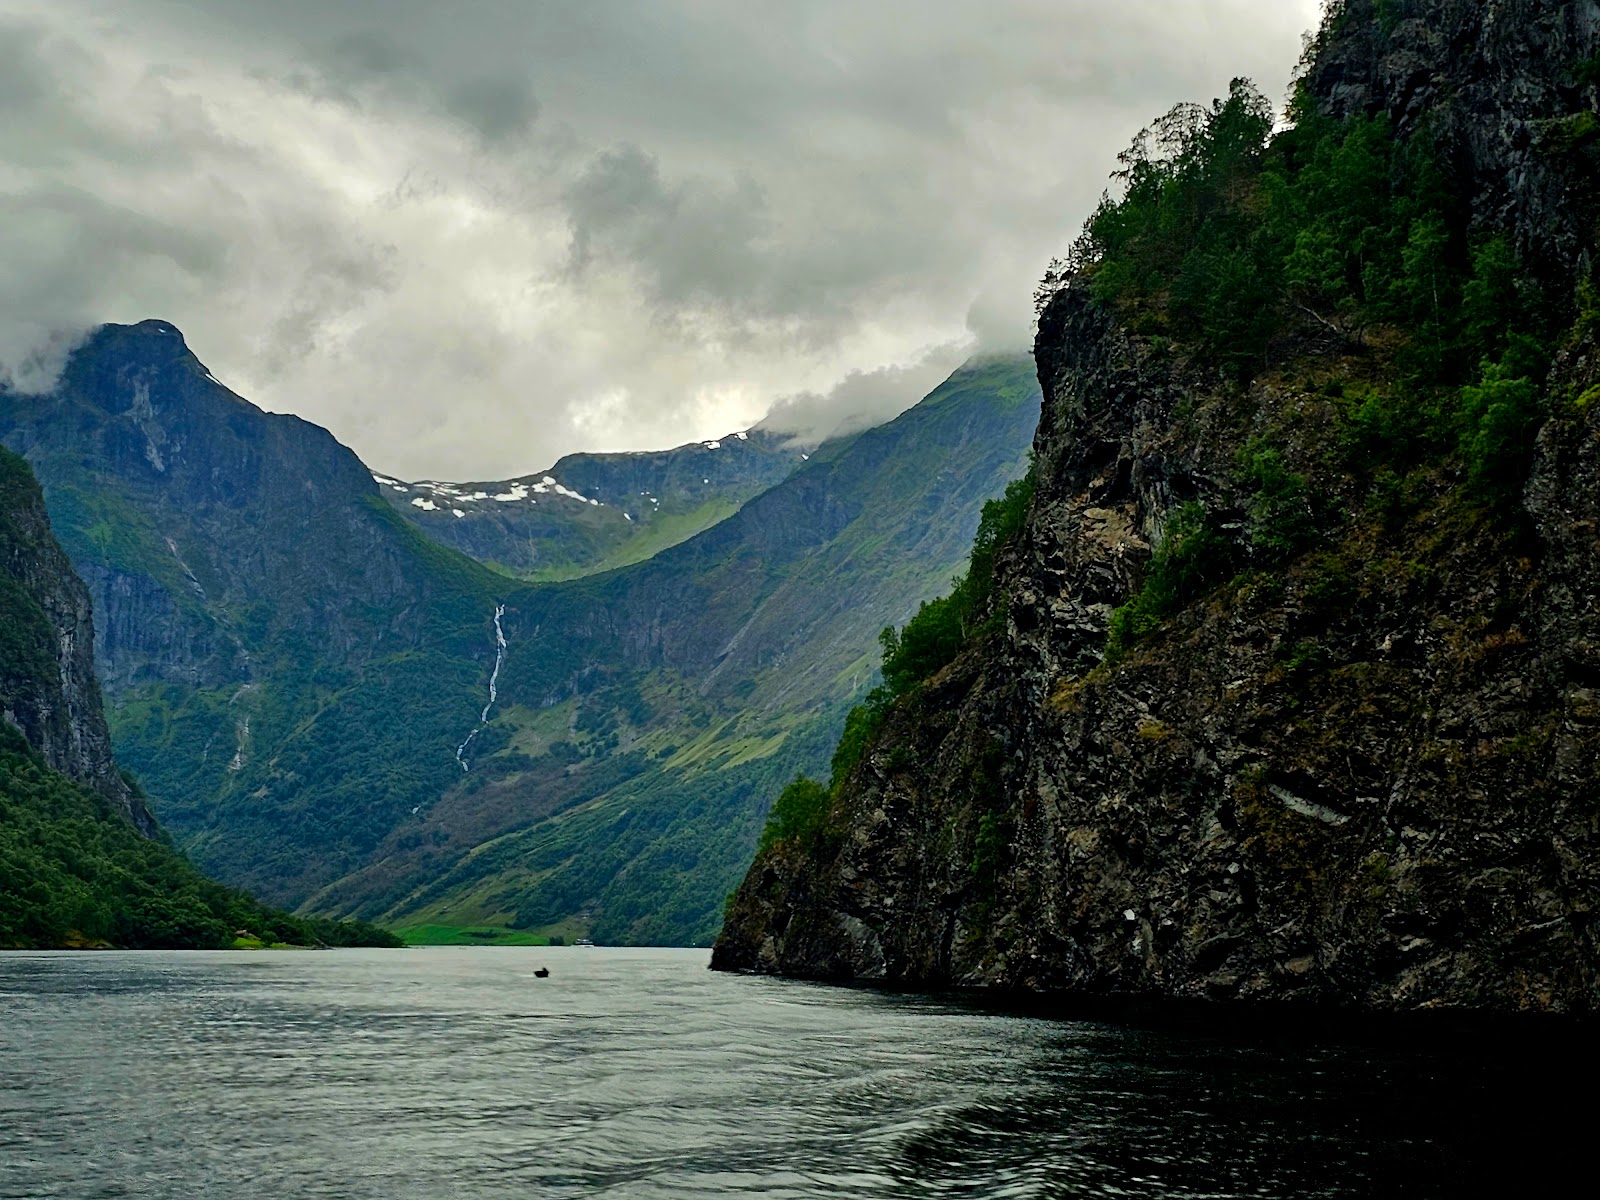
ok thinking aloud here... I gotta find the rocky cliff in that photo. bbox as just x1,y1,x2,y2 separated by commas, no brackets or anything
0,448,155,836
715,0,1600,1014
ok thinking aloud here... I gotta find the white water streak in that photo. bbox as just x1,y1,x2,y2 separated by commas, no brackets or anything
455,603,508,773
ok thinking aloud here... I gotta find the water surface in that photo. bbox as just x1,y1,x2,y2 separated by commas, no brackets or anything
0,947,1572,1197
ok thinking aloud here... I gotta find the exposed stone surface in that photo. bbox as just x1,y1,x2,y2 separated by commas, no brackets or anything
0,448,157,836
714,0,1600,1014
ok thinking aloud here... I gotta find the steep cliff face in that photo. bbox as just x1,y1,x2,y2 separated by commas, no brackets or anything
0,448,155,836
715,0,1600,1013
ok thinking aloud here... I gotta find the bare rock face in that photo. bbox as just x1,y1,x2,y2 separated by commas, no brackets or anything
0,448,157,836
715,0,1600,1014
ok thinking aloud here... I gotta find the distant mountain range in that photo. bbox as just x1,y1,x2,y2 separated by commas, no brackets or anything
376,429,806,581
1,321,1039,944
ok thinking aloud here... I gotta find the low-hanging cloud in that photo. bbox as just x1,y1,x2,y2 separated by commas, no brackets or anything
758,342,973,445
0,0,1321,478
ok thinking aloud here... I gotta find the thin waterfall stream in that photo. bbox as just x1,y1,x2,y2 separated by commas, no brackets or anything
454,602,507,772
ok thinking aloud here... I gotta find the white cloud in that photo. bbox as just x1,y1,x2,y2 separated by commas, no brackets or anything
0,0,1322,479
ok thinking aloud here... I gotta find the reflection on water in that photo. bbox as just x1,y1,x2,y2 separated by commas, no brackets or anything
0,948,1577,1198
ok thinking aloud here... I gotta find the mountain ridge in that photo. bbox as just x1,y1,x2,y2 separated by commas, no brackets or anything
378,427,809,582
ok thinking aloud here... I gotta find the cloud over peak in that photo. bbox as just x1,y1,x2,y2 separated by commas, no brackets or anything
1,0,1319,478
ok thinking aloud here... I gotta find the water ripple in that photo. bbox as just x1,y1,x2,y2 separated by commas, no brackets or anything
0,948,1579,1198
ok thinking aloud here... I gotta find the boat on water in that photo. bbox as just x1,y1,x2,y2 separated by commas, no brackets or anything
574,938,595,948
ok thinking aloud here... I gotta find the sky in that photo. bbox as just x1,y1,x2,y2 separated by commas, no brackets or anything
0,0,1321,480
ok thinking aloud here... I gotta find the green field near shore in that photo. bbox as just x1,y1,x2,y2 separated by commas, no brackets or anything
396,924,552,946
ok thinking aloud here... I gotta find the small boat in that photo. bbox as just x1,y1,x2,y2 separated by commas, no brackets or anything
574,938,595,948
533,967,550,978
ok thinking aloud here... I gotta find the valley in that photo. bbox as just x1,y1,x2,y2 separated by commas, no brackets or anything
1,331,1038,944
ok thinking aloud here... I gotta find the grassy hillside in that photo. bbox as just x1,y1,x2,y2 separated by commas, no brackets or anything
307,356,1041,945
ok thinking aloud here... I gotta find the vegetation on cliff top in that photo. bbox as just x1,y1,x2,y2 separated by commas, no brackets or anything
752,42,1597,866
1051,76,1555,498
1041,70,1590,659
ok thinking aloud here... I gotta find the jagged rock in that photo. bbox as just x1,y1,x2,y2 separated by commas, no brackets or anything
714,0,1600,1014
0,448,157,836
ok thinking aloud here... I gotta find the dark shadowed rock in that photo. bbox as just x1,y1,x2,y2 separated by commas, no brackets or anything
0,447,156,835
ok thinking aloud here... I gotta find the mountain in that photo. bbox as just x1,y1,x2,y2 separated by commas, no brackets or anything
0,446,395,949
308,355,1041,944
1,319,505,902
379,431,806,581
715,0,1600,1012
2,330,1039,944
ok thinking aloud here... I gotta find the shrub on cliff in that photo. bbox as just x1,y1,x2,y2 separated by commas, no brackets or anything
756,775,831,853
879,464,1036,699
1106,502,1234,659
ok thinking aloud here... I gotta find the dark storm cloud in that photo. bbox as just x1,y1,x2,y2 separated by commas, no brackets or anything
0,0,1321,478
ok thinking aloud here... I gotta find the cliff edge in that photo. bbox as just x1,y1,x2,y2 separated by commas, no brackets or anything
0,447,157,836
714,0,1600,1014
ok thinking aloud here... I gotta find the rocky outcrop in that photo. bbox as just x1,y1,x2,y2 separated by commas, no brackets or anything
0,448,157,836
1308,0,1600,290
714,0,1600,1014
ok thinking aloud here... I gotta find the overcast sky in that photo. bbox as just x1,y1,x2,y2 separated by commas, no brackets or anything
0,0,1320,480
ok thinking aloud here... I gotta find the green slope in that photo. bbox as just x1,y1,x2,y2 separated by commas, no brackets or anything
0,446,395,949
305,355,1042,945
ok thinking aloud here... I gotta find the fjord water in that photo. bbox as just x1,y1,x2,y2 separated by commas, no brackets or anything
0,949,1560,1198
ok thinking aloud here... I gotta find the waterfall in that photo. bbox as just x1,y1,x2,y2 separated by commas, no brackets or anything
455,603,507,772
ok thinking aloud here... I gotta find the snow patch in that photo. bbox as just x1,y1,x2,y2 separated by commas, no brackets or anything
411,497,438,511
734,430,748,440
703,440,722,450
452,508,466,518
493,483,530,502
